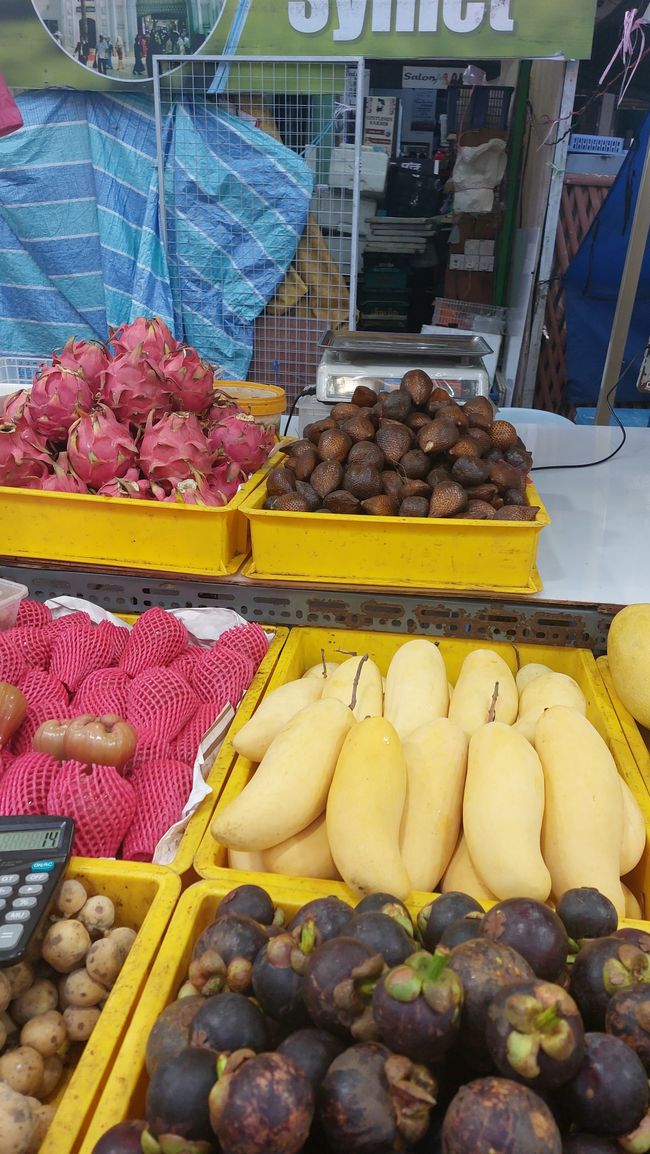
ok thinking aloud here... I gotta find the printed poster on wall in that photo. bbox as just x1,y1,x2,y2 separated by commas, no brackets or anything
1,0,598,91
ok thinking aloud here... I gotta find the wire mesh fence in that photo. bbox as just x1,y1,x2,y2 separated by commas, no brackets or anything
153,55,364,404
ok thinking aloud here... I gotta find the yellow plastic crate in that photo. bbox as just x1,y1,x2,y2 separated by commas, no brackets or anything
0,455,281,577
194,626,642,892
240,481,550,594
597,656,650,792
81,865,650,1152
37,858,181,1154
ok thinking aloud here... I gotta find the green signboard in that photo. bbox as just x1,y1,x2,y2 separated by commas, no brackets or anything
1,0,597,91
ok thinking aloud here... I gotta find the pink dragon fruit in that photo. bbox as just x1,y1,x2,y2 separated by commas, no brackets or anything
210,459,243,505
139,410,212,486
110,316,178,361
55,337,111,393
28,363,94,442
0,423,53,487
202,392,243,423
205,411,274,475
160,345,215,413
67,404,139,489
101,343,173,426
2,389,33,429
97,472,153,499
39,452,88,493
157,467,240,506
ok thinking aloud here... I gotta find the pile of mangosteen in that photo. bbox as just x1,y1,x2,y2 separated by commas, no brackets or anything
265,372,538,521
93,885,650,1154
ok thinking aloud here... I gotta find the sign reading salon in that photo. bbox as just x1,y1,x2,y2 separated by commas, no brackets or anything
1,0,597,90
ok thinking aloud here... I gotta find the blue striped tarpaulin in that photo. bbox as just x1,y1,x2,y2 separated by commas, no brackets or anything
0,91,312,375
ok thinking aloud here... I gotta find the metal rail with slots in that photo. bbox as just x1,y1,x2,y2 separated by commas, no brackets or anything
0,560,619,655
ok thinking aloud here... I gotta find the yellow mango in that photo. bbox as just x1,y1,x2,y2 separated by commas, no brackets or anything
327,717,410,899
212,698,354,851
448,649,518,739
232,677,323,762
263,815,340,881
515,663,553,694
384,639,449,741
515,672,587,743
622,882,644,920
400,718,468,892
441,833,497,902
607,604,650,727
619,775,646,875
321,655,383,721
535,706,625,915
464,722,551,902
303,661,340,681
227,848,266,871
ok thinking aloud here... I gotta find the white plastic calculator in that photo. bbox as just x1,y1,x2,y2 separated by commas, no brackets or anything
0,816,75,965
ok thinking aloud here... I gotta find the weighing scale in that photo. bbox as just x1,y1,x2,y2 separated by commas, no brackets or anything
0,816,74,965
316,330,493,404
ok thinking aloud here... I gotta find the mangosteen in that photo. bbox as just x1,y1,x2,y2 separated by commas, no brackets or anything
145,1046,218,1144
189,991,270,1055
485,978,585,1090
558,1032,649,1137
556,888,618,944
90,1121,151,1154
438,915,484,950
372,949,463,1064
343,911,416,967
287,896,353,942
145,995,205,1075
319,1041,437,1154
570,936,650,1029
441,1076,562,1154
447,937,534,1071
354,893,415,937
251,928,315,1028
190,914,268,995
605,984,650,1071
208,1049,314,1154
614,928,650,952
276,1028,345,1089
301,937,384,1040
417,893,484,952
480,898,569,982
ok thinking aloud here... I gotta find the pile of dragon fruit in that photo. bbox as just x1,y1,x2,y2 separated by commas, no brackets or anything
0,317,275,505
0,601,270,861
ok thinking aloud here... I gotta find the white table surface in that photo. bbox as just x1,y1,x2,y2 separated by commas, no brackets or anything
520,424,650,605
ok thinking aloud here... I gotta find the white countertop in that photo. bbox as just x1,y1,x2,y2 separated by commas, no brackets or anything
521,424,650,606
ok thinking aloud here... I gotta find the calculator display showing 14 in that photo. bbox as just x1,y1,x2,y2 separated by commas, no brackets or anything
0,828,61,852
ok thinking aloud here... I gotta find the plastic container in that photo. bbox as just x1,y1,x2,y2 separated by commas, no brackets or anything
194,626,640,888
597,655,650,790
240,481,550,594
0,454,281,577
83,851,650,1151
0,353,44,390
446,85,513,133
215,381,286,435
36,857,181,1154
0,576,28,630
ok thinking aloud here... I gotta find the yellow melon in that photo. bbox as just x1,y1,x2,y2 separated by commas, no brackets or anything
607,604,650,727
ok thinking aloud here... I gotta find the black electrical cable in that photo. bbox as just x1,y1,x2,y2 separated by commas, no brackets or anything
283,386,316,437
531,350,647,472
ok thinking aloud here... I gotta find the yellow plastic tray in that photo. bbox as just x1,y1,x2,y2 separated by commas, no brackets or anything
597,656,650,793
240,481,550,594
194,627,641,892
0,455,281,577
81,867,650,1152
38,858,181,1154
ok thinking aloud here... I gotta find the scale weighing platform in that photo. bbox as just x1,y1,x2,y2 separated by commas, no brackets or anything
316,330,492,404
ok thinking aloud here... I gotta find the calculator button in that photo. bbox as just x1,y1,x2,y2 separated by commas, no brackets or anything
0,924,24,949
0,875,19,885
0,900,5,912
18,885,43,897
0,887,13,898
6,910,30,922
25,873,49,884
13,897,37,909
31,861,55,872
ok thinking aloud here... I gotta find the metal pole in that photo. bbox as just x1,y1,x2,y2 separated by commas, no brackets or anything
348,58,365,332
520,59,579,407
594,130,650,424
152,57,169,255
